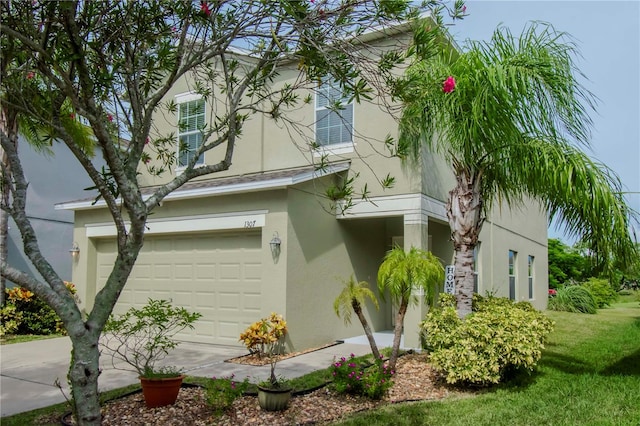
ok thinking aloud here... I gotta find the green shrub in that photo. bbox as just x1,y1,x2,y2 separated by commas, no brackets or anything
4,283,79,335
547,285,597,314
0,304,23,337
205,374,249,415
581,278,618,308
420,295,554,386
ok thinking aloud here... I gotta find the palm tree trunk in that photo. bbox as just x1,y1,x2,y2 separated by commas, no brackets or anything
388,300,407,371
352,301,381,360
447,169,483,318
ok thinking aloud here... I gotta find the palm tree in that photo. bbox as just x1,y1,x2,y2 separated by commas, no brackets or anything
398,22,637,318
334,276,381,360
377,246,444,370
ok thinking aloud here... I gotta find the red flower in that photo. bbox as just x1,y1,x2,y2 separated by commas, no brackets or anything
69,113,75,119
548,289,557,296
442,76,456,93
462,5,467,13
107,114,113,122
27,71,35,79
200,1,211,16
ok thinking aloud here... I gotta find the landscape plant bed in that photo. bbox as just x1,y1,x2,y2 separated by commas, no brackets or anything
226,341,340,366
57,353,463,425
60,383,203,425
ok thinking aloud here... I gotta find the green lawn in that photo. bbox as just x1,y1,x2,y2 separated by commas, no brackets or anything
0,333,64,345
334,300,640,426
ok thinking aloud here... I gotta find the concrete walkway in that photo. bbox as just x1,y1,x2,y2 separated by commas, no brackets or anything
0,334,394,417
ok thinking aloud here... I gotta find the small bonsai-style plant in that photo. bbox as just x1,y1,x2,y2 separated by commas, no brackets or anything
239,312,288,389
101,299,202,378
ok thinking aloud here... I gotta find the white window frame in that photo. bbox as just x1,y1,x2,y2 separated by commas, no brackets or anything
175,92,205,169
314,79,354,155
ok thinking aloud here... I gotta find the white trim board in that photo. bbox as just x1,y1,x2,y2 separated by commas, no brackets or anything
336,193,447,222
86,210,267,238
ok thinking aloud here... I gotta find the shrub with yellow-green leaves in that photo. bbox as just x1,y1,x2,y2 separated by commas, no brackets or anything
420,294,554,386
1,283,79,336
239,312,287,357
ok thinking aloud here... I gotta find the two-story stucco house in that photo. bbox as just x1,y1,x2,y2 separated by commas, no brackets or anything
57,24,548,351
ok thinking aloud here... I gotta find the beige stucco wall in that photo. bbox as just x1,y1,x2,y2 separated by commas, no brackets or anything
284,178,389,350
478,199,549,309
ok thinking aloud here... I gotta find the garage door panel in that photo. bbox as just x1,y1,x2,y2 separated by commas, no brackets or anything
96,231,262,345
195,264,216,279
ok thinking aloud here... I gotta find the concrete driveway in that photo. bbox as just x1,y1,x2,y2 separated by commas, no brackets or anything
0,336,246,417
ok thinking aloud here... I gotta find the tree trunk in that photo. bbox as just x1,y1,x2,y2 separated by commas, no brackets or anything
447,169,483,318
0,203,7,306
0,107,17,307
352,300,381,360
388,300,407,371
68,334,102,425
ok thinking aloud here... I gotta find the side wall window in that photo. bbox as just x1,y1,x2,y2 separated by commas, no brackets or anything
528,255,535,300
178,97,205,167
315,79,353,146
508,250,517,300
473,244,480,294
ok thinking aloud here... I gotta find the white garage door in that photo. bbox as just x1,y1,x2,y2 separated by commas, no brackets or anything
96,231,263,345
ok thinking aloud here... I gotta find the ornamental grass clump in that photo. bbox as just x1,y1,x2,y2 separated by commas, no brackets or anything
548,285,598,314
331,353,394,400
421,294,554,386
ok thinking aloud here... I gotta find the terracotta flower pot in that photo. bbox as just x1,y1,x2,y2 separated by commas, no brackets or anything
139,375,184,408
257,385,292,411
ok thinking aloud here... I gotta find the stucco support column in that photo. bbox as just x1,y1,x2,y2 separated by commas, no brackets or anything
403,212,430,349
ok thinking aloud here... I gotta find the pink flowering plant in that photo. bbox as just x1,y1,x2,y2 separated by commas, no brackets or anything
330,353,394,400
205,374,249,415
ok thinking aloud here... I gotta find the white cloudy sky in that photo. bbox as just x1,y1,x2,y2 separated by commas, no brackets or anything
447,0,640,242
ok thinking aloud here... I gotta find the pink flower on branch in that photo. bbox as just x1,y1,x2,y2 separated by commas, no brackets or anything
200,1,211,16
442,76,456,93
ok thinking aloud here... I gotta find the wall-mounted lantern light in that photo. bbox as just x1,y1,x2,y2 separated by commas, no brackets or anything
69,242,80,259
269,232,281,264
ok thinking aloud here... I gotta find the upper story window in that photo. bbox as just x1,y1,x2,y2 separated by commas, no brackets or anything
177,95,205,168
315,79,353,147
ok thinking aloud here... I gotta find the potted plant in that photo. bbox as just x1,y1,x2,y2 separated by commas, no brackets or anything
239,313,291,411
101,299,202,408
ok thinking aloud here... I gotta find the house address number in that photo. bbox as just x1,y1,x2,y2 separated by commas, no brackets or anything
244,220,257,228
